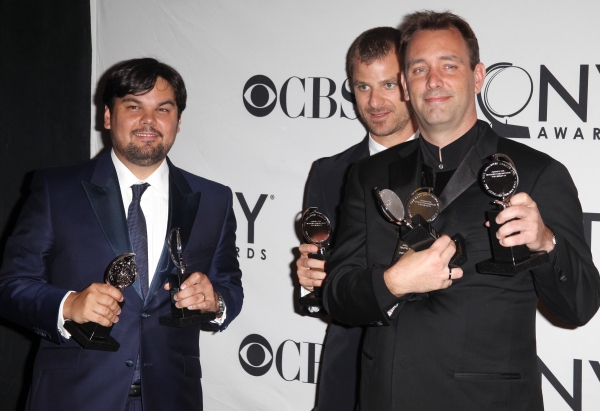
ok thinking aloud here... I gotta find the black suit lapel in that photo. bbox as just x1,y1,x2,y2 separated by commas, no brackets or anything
82,153,144,300
346,136,370,165
389,142,422,205
146,160,201,305
438,121,500,211
438,146,482,211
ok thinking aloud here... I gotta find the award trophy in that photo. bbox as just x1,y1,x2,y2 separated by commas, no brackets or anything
375,188,466,267
477,154,549,275
159,228,217,327
64,253,137,352
298,207,331,308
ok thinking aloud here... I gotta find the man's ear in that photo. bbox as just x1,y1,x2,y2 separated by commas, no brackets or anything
473,62,486,94
103,105,111,130
400,72,410,101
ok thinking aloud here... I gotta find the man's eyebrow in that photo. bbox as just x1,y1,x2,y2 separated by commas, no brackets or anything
406,55,463,67
379,77,398,84
120,96,142,104
120,96,176,107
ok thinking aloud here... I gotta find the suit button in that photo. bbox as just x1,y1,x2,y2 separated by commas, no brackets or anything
141,312,150,318
558,269,567,282
125,360,134,367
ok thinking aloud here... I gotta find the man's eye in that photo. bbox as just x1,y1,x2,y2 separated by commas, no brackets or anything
357,85,369,91
384,83,396,89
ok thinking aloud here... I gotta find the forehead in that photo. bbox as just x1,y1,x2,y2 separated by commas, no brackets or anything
406,28,469,60
352,52,401,79
119,77,176,102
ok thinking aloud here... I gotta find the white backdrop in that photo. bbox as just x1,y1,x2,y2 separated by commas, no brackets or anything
92,1,600,410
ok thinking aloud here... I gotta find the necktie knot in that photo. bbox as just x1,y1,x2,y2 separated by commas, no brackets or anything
131,183,150,200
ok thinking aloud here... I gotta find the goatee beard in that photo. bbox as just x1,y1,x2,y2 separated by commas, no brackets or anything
123,140,168,167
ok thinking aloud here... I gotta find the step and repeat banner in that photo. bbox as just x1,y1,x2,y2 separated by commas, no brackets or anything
93,1,600,410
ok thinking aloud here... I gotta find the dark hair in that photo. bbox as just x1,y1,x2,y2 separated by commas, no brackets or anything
346,27,401,79
399,10,480,71
102,58,187,118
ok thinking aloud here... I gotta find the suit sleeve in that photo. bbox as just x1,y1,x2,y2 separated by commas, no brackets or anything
323,163,396,326
529,160,600,325
203,187,243,331
0,171,68,343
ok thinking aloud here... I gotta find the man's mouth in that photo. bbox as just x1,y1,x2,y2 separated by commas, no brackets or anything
132,128,163,139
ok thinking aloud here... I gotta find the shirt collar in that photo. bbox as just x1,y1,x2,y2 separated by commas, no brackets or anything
111,149,170,199
419,123,478,171
368,132,419,156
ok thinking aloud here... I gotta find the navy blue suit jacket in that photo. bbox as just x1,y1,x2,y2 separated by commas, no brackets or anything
0,151,243,411
303,137,368,411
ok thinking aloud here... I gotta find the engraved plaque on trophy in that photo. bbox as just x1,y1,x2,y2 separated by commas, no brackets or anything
160,228,217,327
375,188,466,267
299,207,331,308
64,253,137,352
477,154,549,275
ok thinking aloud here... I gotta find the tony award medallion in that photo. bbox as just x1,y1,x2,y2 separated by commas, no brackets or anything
375,187,466,267
299,207,331,308
159,228,216,327
64,253,137,352
477,154,549,275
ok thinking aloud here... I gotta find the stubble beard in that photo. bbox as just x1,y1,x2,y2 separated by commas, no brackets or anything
363,106,412,138
114,128,173,167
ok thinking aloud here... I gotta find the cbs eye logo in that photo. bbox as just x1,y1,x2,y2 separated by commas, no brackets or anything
243,75,277,117
238,334,273,376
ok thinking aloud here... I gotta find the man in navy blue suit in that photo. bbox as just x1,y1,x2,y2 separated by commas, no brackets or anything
0,58,243,411
295,27,417,410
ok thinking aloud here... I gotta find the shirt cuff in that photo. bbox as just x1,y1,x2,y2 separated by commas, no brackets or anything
300,286,322,313
210,299,227,325
57,291,75,339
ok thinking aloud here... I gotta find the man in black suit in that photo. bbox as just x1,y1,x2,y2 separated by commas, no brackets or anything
296,27,417,410
323,11,600,411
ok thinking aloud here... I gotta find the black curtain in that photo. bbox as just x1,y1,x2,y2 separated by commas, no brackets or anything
0,1,91,409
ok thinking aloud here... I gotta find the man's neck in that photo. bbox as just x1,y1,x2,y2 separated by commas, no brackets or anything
419,116,478,149
371,116,418,148
113,151,164,180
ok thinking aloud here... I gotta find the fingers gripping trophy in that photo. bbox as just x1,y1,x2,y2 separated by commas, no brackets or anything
299,207,331,308
159,228,217,327
64,253,137,352
477,154,549,275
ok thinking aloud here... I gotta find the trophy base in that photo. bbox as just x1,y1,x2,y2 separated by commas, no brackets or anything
477,250,549,276
403,215,437,252
299,291,322,307
159,311,217,327
450,233,468,268
64,321,120,352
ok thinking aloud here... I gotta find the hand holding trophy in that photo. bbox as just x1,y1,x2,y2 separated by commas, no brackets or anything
64,253,137,352
160,228,217,327
375,187,466,267
299,207,331,308
477,154,549,275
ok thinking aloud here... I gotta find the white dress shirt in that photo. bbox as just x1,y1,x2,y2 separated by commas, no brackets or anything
58,150,224,337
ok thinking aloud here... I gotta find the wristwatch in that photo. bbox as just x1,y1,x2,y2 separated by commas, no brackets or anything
216,292,225,316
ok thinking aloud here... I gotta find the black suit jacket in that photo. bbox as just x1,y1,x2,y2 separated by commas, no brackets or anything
323,121,600,411
0,152,243,411
303,137,368,411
